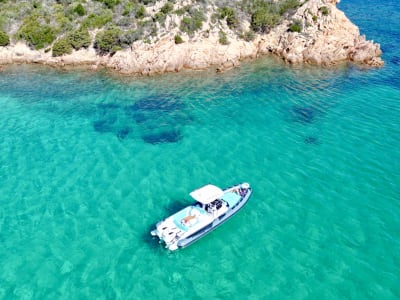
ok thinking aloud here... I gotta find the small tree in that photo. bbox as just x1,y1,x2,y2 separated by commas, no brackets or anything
174,34,183,44
160,2,174,14
319,6,329,16
241,30,255,42
68,28,91,49
279,0,300,15
52,37,73,57
136,5,146,19
17,17,56,49
180,10,205,34
74,4,86,16
219,31,229,45
251,8,279,33
94,26,122,54
0,30,10,46
289,20,302,32
218,7,238,29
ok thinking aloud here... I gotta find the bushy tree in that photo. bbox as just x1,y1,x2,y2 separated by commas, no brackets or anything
160,2,174,14
180,10,205,34
94,26,122,54
83,12,112,29
68,27,91,49
95,0,120,9
52,37,72,56
279,0,300,15
74,3,86,16
218,7,238,29
135,5,146,19
0,30,10,46
17,17,56,49
251,8,279,33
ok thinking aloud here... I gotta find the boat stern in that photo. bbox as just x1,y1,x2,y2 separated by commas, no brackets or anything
150,219,182,250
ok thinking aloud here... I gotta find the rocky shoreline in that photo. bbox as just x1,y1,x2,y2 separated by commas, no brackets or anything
0,0,383,75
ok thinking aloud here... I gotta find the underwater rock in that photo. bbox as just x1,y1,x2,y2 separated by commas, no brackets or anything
292,106,315,124
304,136,321,145
116,127,130,140
93,118,116,133
142,130,182,144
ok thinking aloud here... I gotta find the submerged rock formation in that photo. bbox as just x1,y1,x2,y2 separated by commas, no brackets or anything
0,0,383,74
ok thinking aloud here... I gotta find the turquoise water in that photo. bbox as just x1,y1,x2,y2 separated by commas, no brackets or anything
1,1,399,299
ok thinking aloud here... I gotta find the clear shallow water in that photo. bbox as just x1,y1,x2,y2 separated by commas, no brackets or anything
1,1,399,299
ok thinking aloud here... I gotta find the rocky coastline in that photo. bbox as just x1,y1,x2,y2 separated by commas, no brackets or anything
0,0,383,75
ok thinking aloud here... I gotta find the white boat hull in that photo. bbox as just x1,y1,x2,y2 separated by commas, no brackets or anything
151,183,252,251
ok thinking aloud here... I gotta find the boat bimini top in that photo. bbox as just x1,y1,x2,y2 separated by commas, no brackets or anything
189,184,224,204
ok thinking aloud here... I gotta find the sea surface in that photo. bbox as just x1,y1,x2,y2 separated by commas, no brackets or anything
0,0,399,299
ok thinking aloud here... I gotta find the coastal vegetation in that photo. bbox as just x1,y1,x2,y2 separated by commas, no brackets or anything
0,0,305,55
52,37,73,56
0,30,9,46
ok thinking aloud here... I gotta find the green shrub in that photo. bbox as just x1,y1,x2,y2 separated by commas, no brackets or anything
56,12,73,32
219,30,229,45
251,8,279,33
94,26,122,54
289,20,302,32
136,5,146,19
95,0,120,9
139,0,156,5
68,28,91,49
52,37,72,57
32,1,41,9
0,30,10,46
174,8,186,16
312,15,317,22
319,6,329,16
74,3,86,16
83,12,112,28
218,7,238,29
123,2,134,16
180,10,204,34
139,0,157,5
154,12,166,24
160,2,174,14
241,30,255,42
174,34,183,44
120,29,143,46
17,17,56,49
279,0,300,15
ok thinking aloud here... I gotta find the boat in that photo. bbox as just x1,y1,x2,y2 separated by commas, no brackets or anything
150,183,252,251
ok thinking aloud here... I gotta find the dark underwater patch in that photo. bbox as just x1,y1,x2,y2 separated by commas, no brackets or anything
126,94,191,144
93,118,116,133
304,136,321,145
116,127,131,140
142,130,182,144
291,106,315,124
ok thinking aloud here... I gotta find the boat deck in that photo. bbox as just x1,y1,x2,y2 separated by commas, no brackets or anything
221,191,241,207
172,206,213,232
